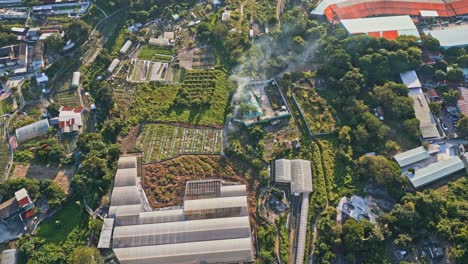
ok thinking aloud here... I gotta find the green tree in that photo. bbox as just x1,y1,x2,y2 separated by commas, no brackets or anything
64,19,91,44
68,246,103,264
429,101,442,116
456,115,468,136
422,35,440,52
44,33,65,54
403,118,420,141
435,70,447,82
447,68,464,82
442,89,460,105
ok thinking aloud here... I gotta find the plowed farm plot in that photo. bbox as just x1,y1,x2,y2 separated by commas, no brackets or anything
137,124,223,163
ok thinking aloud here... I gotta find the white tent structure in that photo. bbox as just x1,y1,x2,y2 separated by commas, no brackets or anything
15,119,49,143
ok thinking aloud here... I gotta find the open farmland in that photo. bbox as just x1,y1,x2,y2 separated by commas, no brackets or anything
142,155,250,209
128,69,233,127
293,87,336,134
127,59,168,83
54,89,80,107
137,124,223,163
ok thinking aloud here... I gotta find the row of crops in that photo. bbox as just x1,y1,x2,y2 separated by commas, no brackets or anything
178,70,219,104
136,124,224,163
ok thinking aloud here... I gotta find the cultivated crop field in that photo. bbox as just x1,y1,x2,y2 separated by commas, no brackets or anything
293,87,336,134
142,155,249,208
54,90,80,107
137,124,223,163
128,69,233,127
127,59,168,83
138,45,173,62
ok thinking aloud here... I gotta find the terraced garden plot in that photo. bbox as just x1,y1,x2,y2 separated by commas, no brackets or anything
137,124,223,163
127,59,168,83
54,90,80,107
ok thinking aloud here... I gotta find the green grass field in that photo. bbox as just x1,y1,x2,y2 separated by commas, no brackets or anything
36,202,86,243
138,45,174,61
0,117,9,182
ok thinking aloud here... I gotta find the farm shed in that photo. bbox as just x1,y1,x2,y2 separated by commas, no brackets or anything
71,71,80,88
100,173,254,264
340,15,419,39
409,156,465,188
394,146,430,168
15,119,49,143
119,40,132,54
107,58,120,74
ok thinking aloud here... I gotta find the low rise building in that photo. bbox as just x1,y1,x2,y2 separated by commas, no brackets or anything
274,159,313,195
58,106,84,134
428,25,468,49
394,146,430,168
340,15,419,39
107,58,120,74
408,156,465,188
119,40,132,54
0,189,34,223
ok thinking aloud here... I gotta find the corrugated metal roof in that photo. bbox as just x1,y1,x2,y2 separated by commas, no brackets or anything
275,159,292,183
1,249,18,264
120,40,132,54
113,238,254,264
97,218,115,249
410,156,465,188
107,58,120,73
113,216,251,248
291,160,313,194
428,25,468,48
341,15,419,38
394,146,430,167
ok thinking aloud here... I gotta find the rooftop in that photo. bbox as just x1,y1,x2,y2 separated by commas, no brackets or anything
394,146,430,168
340,15,419,39
428,25,468,48
274,159,313,194
409,156,465,188
409,93,440,139
400,70,422,89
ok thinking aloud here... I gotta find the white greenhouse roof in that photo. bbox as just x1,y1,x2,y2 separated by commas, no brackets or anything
275,159,292,183
113,216,251,248
114,168,137,187
110,186,141,207
341,15,419,37
428,25,468,48
120,40,132,54
274,159,313,194
183,196,247,212
410,156,465,188
400,70,422,89
113,238,254,264
15,119,49,143
107,58,120,73
220,185,247,197
118,156,137,169
394,146,430,168
97,218,114,249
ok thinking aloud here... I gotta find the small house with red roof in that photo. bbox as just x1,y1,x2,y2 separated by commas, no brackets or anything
0,188,34,222
58,106,84,134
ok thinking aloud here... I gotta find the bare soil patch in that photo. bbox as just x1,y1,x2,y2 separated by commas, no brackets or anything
12,164,75,194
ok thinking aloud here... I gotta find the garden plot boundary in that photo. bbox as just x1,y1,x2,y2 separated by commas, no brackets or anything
137,124,224,163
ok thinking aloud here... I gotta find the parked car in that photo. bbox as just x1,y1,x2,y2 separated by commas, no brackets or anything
441,122,448,131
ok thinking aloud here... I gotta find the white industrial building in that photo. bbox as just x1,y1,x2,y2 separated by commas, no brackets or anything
99,157,254,264
340,15,419,39
428,25,468,49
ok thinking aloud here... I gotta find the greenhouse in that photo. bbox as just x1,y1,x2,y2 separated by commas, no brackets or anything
15,119,50,143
